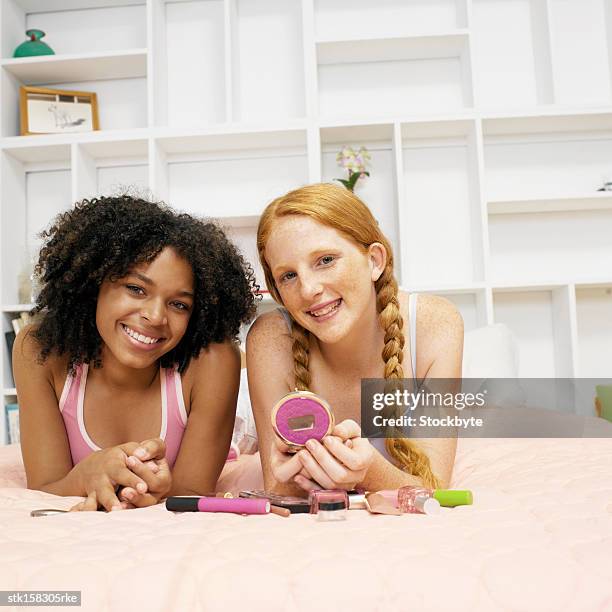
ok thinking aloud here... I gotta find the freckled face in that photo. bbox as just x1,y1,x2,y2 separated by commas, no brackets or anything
264,215,381,345
95,247,194,369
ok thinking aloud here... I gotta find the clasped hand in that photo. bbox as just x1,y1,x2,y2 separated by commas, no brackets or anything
271,419,374,492
70,437,171,512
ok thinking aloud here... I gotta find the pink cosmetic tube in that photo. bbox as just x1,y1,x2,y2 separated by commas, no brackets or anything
166,496,270,514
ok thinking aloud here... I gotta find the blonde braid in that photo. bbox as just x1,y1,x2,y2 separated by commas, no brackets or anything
291,321,311,391
376,264,441,490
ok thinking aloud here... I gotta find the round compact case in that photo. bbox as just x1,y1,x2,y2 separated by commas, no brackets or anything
271,390,334,451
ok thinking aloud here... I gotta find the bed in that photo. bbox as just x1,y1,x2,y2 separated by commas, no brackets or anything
1,436,611,612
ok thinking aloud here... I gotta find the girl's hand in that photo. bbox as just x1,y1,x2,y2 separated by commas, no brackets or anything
294,420,374,492
70,438,171,511
70,442,155,512
114,438,172,508
269,436,314,485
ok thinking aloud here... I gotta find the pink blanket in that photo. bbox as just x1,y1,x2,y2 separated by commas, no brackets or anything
1,439,611,611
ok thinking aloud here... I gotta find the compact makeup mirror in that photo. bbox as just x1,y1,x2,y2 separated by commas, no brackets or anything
271,390,334,450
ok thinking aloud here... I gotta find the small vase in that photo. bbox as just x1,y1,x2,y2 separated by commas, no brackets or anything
13,29,55,58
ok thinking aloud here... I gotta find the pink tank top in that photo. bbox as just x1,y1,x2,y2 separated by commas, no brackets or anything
58,363,187,469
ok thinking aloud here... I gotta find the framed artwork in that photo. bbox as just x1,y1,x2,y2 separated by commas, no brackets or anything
19,86,99,135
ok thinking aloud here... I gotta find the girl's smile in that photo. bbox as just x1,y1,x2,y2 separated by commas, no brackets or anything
307,298,343,322
120,323,166,350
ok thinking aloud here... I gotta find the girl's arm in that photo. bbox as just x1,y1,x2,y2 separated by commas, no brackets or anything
14,327,154,509
166,339,241,495
14,328,75,494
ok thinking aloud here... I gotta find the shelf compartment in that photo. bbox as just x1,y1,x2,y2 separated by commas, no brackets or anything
1,148,72,305
317,33,472,120
399,122,485,288
488,193,612,215
73,140,149,202
162,0,226,127
483,134,612,202
1,49,147,85
1,65,148,136
548,0,612,106
493,287,574,377
231,0,305,122
575,284,612,377
314,0,467,42
319,123,400,269
471,0,554,109
2,2,146,59
488,209,612,284
165,150,308,219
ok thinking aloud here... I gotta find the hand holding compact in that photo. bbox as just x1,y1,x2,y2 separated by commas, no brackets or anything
294,419,374,492
269,435,312,485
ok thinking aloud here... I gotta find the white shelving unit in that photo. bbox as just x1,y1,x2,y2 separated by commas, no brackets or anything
1,0,612,443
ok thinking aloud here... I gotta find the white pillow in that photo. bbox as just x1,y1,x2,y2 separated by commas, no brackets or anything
462,324,519,379
232,368,258,454
462,324,525,409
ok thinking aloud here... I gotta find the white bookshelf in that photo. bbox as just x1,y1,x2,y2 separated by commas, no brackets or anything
1,0,612,443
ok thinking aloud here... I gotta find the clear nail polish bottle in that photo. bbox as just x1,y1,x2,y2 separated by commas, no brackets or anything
398,486,441,515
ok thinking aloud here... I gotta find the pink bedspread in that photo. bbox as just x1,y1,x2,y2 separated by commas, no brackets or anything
1,439,611,611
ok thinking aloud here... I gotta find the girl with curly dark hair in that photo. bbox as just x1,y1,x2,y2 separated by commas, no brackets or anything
13,194,257,511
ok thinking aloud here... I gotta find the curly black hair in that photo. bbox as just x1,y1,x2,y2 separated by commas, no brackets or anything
32,194,259,373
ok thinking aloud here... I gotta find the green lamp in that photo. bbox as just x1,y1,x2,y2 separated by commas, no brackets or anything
13,29,55,58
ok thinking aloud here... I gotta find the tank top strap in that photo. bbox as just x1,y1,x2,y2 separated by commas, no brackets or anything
161,366,187,469
277,307,293,333
408,293,418,381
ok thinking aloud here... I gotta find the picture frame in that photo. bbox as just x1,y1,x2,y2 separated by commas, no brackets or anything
19,86,99,135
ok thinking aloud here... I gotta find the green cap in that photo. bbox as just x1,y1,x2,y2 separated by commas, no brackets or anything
433,489,473,507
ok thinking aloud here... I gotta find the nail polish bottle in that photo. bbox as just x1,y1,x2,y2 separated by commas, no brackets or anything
398,486,473,513
397,487,441,515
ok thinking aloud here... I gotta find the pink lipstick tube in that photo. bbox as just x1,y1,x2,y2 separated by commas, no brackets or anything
166,496,270,514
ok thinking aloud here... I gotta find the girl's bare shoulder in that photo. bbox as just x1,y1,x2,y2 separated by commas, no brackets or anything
415,293,463,339
181,338,242,387
245,310,295,392
246,309,293,351
14,325,68,370
13,325,70,395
